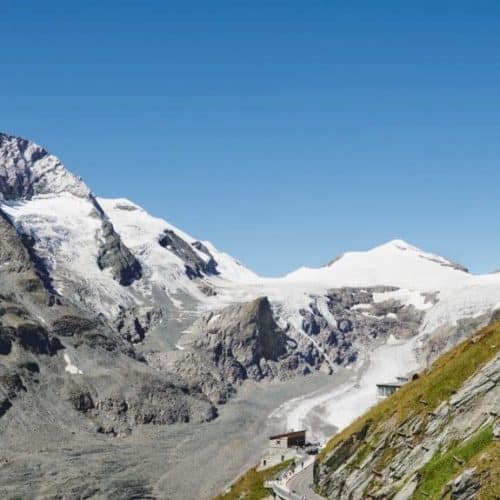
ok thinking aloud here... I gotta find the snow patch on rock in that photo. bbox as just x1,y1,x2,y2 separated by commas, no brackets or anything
64,353,83,375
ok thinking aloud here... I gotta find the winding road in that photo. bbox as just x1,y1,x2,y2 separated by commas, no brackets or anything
286,461,324,500
267,458,324,500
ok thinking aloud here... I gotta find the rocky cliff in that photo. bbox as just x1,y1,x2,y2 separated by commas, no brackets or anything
314,320,500,499
157,297,299,403
0,200,216,445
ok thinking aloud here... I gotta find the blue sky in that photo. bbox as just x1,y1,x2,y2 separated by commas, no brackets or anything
2,1,500,275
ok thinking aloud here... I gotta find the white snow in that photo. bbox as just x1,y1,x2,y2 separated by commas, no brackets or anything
351,303,373,311
64,353,83,375
2,194,134,319
270,336,419,443
98,198,259,303
283,240,471,292
373,288,433,311
261,241,500,443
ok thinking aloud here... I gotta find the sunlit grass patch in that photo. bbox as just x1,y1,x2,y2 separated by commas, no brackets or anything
214,459,293,500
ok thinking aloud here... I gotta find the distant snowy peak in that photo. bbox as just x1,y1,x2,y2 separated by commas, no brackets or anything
374,239,468,272
99,197,259,285
284,239,470,291
0,133,91,201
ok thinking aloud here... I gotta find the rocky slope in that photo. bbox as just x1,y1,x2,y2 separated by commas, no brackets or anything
157,297,299,403
0,187,216,445
3,131,500,411
3,131,500,497
3,132,500,388
314,320,500,499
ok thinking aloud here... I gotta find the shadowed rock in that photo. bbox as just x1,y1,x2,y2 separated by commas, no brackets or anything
159,229,219,279
96,219,142,286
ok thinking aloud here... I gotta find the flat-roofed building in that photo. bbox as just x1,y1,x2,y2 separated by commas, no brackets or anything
269,430,306,449
376,382,403,398
259,430,307,470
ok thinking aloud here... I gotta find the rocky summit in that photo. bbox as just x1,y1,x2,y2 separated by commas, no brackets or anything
0,133,499,498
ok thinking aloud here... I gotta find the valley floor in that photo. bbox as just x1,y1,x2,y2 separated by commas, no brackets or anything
0,373,335,500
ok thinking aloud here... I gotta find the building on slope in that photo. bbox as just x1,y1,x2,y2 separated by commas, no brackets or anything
260,430,307,469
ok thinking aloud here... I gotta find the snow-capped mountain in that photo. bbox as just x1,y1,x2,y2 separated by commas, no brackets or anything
0,132,258,345
2,131,500,498
284,239,469,289
2,132,500,369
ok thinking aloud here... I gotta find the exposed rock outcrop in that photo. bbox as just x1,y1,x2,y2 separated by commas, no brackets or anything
0,132,142,290
162,297,298,403
0,133,90,200
0,195,216,433
314,322,500,499
96,218,142,286
293,287,424,370
159,229,219,278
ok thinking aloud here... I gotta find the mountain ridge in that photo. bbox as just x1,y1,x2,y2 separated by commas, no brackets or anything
1,131,499,498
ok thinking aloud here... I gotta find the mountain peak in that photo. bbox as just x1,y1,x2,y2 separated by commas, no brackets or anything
382,238,418,250
370,239,468,273
0,132,91,201
285,238,469,289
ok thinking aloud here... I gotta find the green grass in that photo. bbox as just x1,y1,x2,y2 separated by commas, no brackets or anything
318,321,500,462
471,439,500,499
214,459,293,500
413,425,493,499
350,443,371,468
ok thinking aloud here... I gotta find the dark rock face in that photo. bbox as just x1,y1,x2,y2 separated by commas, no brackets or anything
192,240,219,274
195,297,290,378
51,315,101,337
15,323,63,355
114,306,163,344
96,219,142,286
296,287,424,370
165,297,296,403
0,336,12,355
127,376,217,425
64,372,216,430
159,229,219,278
0,397,12,418
445,468,480,500
301,311,324,335
0,370,26,420
0,372,26,398
0,208,40,277
19,232,57,294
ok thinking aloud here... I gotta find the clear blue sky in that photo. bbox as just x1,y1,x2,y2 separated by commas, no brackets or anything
2,1,500,276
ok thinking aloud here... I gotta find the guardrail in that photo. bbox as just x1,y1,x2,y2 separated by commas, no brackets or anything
264,481,305,500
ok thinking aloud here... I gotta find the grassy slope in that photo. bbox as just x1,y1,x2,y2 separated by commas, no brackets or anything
319,321,500,462
316,321,500,498
472,438,500,499
413,425,493,499
214,460,293,500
